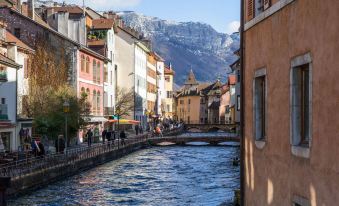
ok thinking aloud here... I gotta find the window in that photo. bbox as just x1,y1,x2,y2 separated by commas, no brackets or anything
165,76,170,82
14,28,20,38
86,57,90,73
1,98,5,104
167,104,170,112
81,87,85,93
255,0,264,16
110,51,113,60
248,0,271,19
180,100,184,105
292,195,310,206
97,91,101,112
188,99,191,105
104,64,108,83
254,68,266,141
81,55,85,72
237,95,241,111
291,56,312,148
110,71,113,85
92,90,97,113
93,60,97,82
97,62,101,83
237,70,240,83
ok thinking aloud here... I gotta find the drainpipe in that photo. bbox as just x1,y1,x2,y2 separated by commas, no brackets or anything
240,0,245,205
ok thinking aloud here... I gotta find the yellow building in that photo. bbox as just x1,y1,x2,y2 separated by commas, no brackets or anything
176,70,206,124
163,64,175,118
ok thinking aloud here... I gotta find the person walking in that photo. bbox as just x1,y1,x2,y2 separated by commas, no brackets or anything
87,129,93,147
120,130,126,146
135,124,139,136
102,129,107,144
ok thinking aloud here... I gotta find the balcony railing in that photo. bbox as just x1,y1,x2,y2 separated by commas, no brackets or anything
104,107,115,116
0,69,7,82
0,104,8,120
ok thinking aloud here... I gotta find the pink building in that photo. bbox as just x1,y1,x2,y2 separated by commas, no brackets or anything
77,48,108,142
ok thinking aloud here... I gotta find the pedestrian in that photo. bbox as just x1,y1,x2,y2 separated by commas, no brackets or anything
135,124,139,136
87,129,93,147
102,128,107,144
31,139,39,157
37,141,45,158
120,130,126,146
58,135,65,154
140,126,143,134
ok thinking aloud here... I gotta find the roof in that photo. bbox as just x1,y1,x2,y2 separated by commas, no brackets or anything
6,30,34,52
229,58,240,70
228,75,237,85
92,19,114,30
184,69,198,85
164,65,175,75
201,80,222,96
0,53,21,69
86,7,104,19
47,6,84,14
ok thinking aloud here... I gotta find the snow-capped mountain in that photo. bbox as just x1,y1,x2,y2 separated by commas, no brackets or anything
119,11,240,85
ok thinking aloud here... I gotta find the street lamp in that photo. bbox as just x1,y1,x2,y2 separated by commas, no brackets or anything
63,100,70,152
116,108,120,149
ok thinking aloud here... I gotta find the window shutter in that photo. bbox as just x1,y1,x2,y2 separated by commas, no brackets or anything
248,0,254,19
264,0,271,10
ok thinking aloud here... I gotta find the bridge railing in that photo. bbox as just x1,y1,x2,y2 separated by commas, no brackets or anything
184,120,238,125
0,134,150,178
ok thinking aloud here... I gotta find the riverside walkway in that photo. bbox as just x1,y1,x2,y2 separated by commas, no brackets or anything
0,129,239,197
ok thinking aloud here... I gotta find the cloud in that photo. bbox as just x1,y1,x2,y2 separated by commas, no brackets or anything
58,0,141,10
226,21,240,34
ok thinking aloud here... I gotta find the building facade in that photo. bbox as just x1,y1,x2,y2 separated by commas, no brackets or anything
164,64,175,119
243,0,339,205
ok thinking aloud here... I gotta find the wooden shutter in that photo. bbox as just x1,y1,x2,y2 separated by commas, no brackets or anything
24,58,28,78
248,0,254,20
264,0,271,10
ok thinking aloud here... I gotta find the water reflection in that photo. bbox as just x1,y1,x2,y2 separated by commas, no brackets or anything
10,147,239,206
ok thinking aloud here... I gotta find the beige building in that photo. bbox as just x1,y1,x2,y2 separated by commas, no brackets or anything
243,0,339,205
146,52,157,115
163,64,175,119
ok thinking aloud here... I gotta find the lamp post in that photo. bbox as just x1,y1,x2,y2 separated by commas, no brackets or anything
63,100,70,152
116,108,120,149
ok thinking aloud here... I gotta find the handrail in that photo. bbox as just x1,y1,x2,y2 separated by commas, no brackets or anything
0,127,184,178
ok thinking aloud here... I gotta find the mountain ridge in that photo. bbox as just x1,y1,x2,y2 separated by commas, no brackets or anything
118,11,240,85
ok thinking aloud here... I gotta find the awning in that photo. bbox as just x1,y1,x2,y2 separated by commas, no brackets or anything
86,116,108,123
108,119,140,125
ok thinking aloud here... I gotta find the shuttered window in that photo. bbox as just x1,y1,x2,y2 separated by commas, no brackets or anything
264,0,271,10
248,0,254,19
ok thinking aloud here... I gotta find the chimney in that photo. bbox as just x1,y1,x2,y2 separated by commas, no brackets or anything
15,0,22,13
27,0,35,20
169,62,172,70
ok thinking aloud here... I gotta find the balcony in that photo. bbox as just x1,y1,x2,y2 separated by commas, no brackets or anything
104,107,115,116
0,68,7,82
0,104,8,120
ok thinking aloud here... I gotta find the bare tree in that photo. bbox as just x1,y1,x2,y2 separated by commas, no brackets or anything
115,87,134,118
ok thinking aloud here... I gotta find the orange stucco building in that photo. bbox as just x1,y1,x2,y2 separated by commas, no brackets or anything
243,0,339,205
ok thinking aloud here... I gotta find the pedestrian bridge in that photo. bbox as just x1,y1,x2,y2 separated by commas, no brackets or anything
185,123,238,133
147,134,239,146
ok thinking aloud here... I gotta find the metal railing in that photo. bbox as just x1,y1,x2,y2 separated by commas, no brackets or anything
0,126,185,178
0,134,149,178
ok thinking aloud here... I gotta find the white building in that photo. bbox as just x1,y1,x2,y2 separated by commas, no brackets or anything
0,24,23,151
134,42,149,128
154,53,166,117
88,18,117,118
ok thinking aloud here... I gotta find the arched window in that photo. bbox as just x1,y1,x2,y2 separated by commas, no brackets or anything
93,90,97,114
86,57,90,73
86,88,90,100
97,91,101,112
81,55,85,72
81,87,85,93
93,60,97,83
97,62,101,83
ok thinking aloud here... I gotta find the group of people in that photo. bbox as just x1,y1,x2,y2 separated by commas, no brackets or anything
85,128,128,146
31,139,46,157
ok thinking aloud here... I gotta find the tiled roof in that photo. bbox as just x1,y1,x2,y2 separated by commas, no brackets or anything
164,65,175,75
6,30,34,52
92,19,114,30
48,6,84,14
0,53,21,68
228,75,236,85
184,69,198,85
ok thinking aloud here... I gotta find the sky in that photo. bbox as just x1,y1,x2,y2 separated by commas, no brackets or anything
60,0,240,34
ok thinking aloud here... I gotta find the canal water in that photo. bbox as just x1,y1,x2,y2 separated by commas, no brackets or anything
9,146,239,206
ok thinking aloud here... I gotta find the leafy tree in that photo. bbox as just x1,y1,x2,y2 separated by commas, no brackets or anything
115,87,134,118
